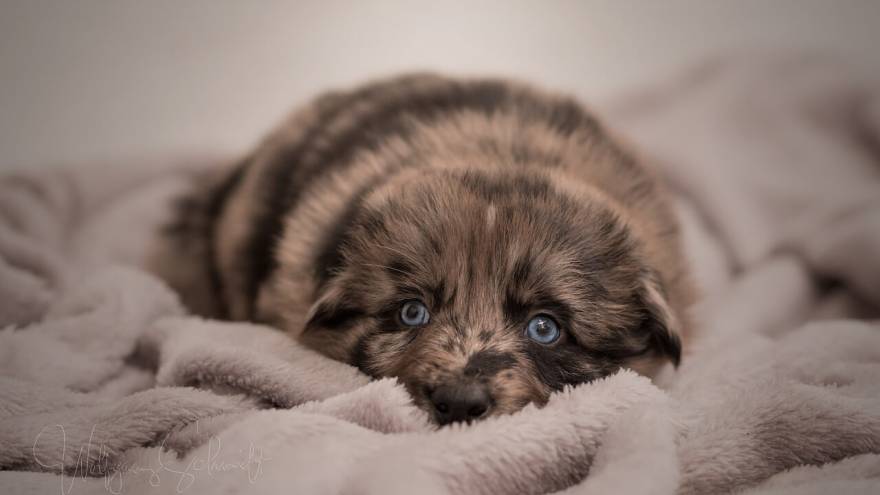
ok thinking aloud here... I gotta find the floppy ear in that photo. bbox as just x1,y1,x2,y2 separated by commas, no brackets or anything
298,281,368,363
636,271,683,367
303,283,364,333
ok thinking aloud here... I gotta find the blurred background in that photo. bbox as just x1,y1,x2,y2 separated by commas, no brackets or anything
2,0,879,170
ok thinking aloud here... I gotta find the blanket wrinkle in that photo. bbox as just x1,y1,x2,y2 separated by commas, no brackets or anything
0,170,76,249
740,453,880,495
291,378,431,434
1,267,182,392
2,55,880,494
0,384,250,475
144,318,372,407
556,403,679,495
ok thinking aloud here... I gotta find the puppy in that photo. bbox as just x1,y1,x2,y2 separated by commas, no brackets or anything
151,74,693,425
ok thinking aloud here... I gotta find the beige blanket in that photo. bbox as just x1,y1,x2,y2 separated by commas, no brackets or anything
2,56,879,494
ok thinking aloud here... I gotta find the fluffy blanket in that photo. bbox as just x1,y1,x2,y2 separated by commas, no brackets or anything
2,56,879,494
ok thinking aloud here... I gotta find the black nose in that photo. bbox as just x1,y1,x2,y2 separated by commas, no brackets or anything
430,382,491,425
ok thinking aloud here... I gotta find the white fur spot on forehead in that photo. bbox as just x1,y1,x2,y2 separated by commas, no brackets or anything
485,203,497,229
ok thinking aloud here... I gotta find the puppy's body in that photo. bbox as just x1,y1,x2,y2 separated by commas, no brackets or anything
152,74,692,424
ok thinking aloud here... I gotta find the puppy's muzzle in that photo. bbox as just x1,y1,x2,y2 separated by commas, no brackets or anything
429,380,492,425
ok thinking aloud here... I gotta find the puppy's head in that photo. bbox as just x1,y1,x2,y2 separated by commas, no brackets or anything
296,167,683,425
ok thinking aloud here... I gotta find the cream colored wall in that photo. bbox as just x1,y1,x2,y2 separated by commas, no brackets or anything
2,0,879,169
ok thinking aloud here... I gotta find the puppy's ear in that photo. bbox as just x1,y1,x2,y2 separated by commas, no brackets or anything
299,282,367,362
636,271,683,367
303,283,364,333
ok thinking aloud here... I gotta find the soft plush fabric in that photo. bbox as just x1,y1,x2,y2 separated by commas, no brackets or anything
1,55,879,494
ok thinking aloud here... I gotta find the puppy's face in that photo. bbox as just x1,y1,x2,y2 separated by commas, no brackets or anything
297,168,681,425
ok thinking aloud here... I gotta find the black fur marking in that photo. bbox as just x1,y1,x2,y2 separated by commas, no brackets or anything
458,170,552,201
311,171,399,290
204,162,247,319
510,254,534,285
161,196,201,237
508,90,602,137
525,340,608,391
359,208,392,239
639,294,682,367
241,93,360,318
655,329,682,367
426,235,442,256
350,330,380,377
544,98,599,135
430,280,448,311
305,301,366,332
503,293,531,326
476,136,562,166
463,350,516,377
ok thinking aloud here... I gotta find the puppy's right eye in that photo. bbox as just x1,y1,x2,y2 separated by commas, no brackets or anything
399,300,430,327
525,315,560,344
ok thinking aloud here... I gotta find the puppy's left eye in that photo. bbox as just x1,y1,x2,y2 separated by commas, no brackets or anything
399,300,430,327
526,315,560,344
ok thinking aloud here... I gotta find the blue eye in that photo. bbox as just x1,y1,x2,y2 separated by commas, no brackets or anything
526,315,560,344
399,300,430,327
